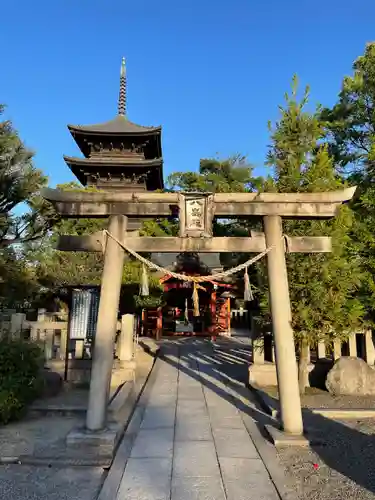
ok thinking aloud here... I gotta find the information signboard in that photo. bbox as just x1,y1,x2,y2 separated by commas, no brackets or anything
69,288,99,340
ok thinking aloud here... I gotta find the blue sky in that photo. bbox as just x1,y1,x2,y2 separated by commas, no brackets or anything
1,0,374,187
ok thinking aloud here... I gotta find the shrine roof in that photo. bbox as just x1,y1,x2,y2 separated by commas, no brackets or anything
152,253,222,273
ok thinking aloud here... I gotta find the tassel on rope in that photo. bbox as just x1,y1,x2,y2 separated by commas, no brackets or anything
184,298,189,324
192,282,200,317
140,263,149,296
244,267,254,302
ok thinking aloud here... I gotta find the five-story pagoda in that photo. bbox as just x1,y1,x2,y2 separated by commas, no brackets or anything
64,58,163,192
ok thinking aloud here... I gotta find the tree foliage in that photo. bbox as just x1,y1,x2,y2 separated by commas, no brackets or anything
323,43,375,320
0,105,52,248
256,78,364,392
0,338,44,424
0,105,54,309
30,182,163,308
167,155,261,193
321,42,375,173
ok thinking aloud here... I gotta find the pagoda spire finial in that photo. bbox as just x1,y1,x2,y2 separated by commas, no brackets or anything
118,57,127,116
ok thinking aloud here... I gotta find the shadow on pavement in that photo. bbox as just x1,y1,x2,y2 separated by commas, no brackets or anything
159,338,375,495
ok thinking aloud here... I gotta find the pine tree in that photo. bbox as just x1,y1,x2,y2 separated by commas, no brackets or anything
0,104,51,248
257,78,364,393
167,155,261,193
322,43,375,320
30,183,163,309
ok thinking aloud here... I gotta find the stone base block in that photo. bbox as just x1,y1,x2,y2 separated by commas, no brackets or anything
264,424,311,447
108,382,134,418
66,422,121,449
138,337,160,356
117,359,137,370
111,365,136,387
46,359,135,387
249,362,314,387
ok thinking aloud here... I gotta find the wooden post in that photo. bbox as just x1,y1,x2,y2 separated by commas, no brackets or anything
263,215,303,435
271,343,276,363
10,313,26,340
44,329,54,360
317,340,326,359
141,309,146,337
348,333,357,358
333,339,342,360
252,335,265,364
74,339,84,360
117,314,134,362
209,291,216,338
227,298,231,335
37,308,47,322
59,328,68,360
365,329,375,366
158,307,163,339
86,215,127,432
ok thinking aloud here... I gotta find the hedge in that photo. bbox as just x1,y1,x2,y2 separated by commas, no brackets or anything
0,338,44,424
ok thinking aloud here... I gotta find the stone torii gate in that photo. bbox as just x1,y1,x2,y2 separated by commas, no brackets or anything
43,186,356,438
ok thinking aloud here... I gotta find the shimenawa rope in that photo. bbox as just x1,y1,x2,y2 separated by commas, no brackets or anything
102,230,282,317
102,230,280,283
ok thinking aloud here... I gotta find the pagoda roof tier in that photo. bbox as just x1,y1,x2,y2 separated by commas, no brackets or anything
63,156,163,168
64,156,163,189
67,115,161,137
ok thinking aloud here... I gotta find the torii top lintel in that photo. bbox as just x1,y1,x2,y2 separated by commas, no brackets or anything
42,186,356,220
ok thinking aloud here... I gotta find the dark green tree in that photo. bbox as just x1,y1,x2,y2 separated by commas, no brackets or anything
321,42,375,173
167,155,261,193
31,182,163,309
322,43,375,320
0,104,53,308
257,78,364,393
0,105,52,248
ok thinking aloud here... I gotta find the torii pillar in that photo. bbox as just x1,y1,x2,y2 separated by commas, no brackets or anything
86,215,127,431
264,215,302,434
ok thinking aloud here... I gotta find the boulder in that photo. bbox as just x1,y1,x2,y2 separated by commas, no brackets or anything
326,356,375,396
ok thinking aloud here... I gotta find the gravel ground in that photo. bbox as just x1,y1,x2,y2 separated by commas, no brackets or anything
0,415,83,458
277,416,375,499
31,388,89,409
0,465,104,500
262,386,375,409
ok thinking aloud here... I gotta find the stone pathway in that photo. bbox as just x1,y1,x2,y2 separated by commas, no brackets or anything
116,338,280,500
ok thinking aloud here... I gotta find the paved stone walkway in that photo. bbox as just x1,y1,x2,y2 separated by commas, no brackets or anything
116,339,280,500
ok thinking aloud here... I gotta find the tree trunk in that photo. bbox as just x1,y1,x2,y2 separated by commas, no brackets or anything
298,339,309,395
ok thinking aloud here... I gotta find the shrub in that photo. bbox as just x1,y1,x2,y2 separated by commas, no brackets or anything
0,338,44,424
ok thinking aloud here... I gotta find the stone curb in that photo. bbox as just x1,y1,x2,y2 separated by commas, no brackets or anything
250,384,375,421
0,455,111,467
248,384,280,418
219,376,297,500
96,357,161,500
28,380,128,417
0,457,20,465
241,414,299,500
13,456,112,467
310,408,375,419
